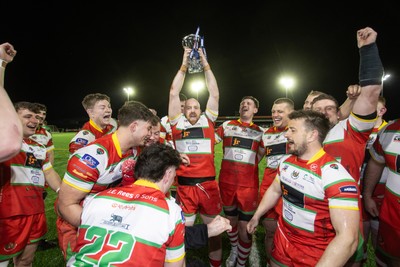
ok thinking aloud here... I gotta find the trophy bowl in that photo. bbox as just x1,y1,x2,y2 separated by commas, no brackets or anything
182,34,201,49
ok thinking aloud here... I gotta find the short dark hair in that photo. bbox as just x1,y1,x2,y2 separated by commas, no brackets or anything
241,96,259,108
14,101,41,114
134,143,182,183
179,93,187,102
117,101,155,127
82,93,111,110
34,103,47,112
311,93,339,109
307,90,324,97
273,98,295,109
150,115,161,126
288,109,330,144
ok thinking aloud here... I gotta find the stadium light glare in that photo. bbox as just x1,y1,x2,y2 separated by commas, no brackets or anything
279,76,295,98
191,80,205,100
123,87,134,101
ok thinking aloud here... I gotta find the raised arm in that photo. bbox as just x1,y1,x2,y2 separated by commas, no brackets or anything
199,48,219,113
338,84,361,120
352,27,383,116
0,43,22,162
0,42,16,87
168,48,191,120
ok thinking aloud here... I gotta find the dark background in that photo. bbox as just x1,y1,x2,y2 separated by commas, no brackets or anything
2,2,399,129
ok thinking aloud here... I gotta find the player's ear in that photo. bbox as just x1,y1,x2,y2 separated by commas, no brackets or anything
308,129,319,143
129,121,138,133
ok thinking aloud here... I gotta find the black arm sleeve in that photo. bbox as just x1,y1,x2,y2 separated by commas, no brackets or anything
185,224,208,250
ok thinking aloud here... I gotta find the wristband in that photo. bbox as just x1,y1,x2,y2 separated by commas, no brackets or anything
0,59,7,68
203,64,211,71
179,65,187,73
56,187,60,194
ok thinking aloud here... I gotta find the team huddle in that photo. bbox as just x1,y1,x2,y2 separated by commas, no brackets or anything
1,26,399,267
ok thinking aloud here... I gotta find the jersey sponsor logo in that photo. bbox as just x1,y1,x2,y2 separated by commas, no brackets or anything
188,145,198,151
339,185,358,194
281,183,305,208
265,142,287,156
284,209,294,221
25,152,43,169
31,169,41,176
100,213,130,230
231,137,253,149
31,175,40,184
182,127,204,139
76,138,88,146
181,211,186,224
72,164,94,178
234,154,244,160
72,169,88,178
80,154,100,169
302,173,315,184
96,148,105,155
282,164,289,172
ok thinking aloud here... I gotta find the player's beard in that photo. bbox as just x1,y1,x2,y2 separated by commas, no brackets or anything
288,140,307,157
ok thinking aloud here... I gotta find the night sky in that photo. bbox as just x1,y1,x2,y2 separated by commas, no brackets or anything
2,2,399,128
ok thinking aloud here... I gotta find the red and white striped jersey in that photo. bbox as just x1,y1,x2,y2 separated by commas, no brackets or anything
323,113,375,184
67,180,185,266
0,138,50,218
216,119,264,187
31,126,54,153
369,119,400,232
69,119,116,154
63,133,138,205
170,110,217,178
277,149,359,250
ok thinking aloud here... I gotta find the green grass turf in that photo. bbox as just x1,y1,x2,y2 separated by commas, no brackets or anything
5,132,377,266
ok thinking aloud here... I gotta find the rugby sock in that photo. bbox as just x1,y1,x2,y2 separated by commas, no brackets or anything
236,238,252,267
227,225,238,248
209,257,221,267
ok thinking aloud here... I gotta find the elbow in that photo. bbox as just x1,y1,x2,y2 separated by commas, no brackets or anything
170,88,179,98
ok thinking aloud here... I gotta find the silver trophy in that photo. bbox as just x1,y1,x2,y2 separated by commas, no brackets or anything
182,27,207,74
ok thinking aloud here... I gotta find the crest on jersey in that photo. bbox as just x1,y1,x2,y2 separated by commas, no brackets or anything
310,163,318,172
291,170,300,179
329,163,339,170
